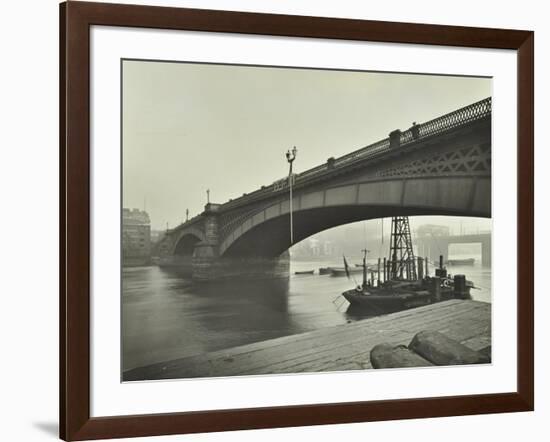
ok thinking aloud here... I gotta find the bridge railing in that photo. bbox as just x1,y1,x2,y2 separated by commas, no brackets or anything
299,97,492,182
220,97,491,211
166,213,204,234
409,97,492,142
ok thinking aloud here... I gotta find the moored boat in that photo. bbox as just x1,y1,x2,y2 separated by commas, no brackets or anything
342,274,473,313
446,258,475,266
295,270,315,275
330,266,365,277
343,287,433,312
337,218,475,314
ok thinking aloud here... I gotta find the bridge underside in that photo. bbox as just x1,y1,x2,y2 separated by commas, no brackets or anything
220,171,491,259
222,204,485,259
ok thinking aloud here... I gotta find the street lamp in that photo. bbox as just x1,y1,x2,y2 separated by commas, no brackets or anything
286,146,297,245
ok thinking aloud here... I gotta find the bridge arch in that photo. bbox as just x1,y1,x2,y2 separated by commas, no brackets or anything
171,227,206,256
220,176,490,258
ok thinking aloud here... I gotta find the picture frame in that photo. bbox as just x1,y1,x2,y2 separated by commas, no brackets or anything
60,1,534,440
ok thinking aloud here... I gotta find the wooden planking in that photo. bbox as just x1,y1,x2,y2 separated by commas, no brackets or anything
124,300,491,381
244,308,491,375
125,300,476,379
237,306,489,375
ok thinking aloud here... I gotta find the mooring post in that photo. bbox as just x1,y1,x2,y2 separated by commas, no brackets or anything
383,257,387,282
431,276,441,302
377,258,381,286
454,274,467,299
425,256,429,276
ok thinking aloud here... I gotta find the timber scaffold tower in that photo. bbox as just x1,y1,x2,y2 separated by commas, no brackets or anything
388,216,417,281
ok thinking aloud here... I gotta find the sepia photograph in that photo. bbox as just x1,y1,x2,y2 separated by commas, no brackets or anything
121,59,492,382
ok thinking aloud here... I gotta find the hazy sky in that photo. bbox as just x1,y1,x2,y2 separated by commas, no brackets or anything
122,60,491,231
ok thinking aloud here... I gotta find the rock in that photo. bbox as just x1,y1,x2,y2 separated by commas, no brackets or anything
370,343,434,369
409,331,490,365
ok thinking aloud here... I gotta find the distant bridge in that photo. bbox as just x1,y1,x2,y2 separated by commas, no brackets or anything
158,97,492,279
415,232,491,267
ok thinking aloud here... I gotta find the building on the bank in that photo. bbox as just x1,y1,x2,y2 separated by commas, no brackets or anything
122,208,151,266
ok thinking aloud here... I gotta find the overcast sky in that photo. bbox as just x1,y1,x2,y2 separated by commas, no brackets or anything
122,60,491,231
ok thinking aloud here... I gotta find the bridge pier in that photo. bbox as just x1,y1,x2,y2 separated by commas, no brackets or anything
481,240,491,267
191,243,220,280
191,205,221,280
161,252,290,281
162,204,292,281
193,254,290,281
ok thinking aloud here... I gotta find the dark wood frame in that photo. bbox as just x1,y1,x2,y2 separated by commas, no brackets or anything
60,1,534,440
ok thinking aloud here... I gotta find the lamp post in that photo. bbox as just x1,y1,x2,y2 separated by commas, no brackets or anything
285,146,297,245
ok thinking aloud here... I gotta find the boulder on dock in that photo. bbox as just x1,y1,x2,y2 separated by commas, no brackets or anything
409,330,491,365
370,330,491,369
370,343,434,369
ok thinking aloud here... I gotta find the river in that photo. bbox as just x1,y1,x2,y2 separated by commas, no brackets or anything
122,253,491,372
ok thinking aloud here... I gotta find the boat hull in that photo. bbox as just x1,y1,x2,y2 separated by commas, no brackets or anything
343,289,433,312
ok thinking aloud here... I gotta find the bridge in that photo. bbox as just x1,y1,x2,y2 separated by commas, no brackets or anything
157,97,492,280
415,232,492,267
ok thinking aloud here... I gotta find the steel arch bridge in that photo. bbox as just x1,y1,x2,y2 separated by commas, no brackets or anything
158,97,491,279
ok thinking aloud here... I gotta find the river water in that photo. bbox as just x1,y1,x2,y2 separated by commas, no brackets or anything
122,254,491,371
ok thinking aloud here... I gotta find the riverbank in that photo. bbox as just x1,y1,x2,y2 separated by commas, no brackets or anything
124,299,491,381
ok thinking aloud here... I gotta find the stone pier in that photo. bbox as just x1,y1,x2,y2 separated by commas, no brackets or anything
160,203,290,280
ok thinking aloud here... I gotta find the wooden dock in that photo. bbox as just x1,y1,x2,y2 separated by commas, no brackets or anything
124,299,491,381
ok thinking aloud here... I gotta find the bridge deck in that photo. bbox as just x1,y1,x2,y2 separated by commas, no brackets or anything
123,299,491,381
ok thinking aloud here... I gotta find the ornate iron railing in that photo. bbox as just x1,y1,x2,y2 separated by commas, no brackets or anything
408,97,491,142
219,97,491,211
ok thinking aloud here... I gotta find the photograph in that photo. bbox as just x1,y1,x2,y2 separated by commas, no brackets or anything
120,60,493,381
1,0,544,440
